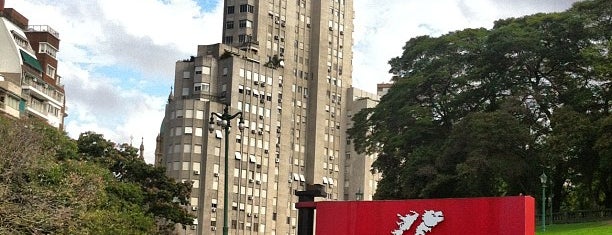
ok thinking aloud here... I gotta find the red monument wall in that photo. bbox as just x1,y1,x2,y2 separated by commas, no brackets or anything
313,196,535,235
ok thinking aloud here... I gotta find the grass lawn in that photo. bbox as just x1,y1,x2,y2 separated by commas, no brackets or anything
535,221,612,235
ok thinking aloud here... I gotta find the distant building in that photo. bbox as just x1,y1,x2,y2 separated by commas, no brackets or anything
0,6,66,129
345,87,381,201
377,83,393,99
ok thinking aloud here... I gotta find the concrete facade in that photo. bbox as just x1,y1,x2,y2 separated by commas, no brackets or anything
156,1,366,234
344,87,380,201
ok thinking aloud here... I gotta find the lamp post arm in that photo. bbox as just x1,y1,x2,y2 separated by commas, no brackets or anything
229,112,243,120
210,112,223,119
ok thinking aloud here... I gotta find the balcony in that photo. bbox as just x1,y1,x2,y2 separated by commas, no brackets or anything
26,25,60,38
0,80,22,96
21,77,64,106
26,97,46,119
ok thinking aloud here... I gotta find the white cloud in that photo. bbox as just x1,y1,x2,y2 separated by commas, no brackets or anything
99,0,223,52
61,61,166,163
6,0,222,163
351,0,580,94
6,0,580,163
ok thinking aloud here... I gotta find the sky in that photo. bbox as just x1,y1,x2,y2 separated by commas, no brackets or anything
5,0,580,163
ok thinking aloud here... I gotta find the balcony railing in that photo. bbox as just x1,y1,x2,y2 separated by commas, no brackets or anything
22,78,65,104
26,25,60,38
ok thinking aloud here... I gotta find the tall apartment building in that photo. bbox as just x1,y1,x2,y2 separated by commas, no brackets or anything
0,5,66,129
156,0,354,234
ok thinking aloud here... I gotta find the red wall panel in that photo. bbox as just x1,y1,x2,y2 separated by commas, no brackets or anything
314,196,534,235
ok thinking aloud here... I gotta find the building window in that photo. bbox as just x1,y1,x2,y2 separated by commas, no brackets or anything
227,6,235,14
12,32,28,48
224,36,234,44
192,180,199,188
239,4,254,13
194,82,210,92
39,42,58,58
226,21,234,29
239,19,253,28
46,65,56,78
202,66,211,75
238,34,252,43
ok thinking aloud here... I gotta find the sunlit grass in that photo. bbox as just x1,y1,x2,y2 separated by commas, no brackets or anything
536,221,612,235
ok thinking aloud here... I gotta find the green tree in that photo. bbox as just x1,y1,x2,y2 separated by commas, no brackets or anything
76,132,194,232
0,117,193,234
349,0,611,211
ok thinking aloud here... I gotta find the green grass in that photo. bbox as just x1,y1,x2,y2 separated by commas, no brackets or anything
536,221,612,235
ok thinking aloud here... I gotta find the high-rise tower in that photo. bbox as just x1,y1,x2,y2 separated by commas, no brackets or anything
156,0,354,234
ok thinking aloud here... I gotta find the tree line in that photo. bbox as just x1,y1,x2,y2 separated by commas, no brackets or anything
0,117,193,234
348,0,611,212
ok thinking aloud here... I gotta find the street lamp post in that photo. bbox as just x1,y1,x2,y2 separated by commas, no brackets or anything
355,188,363,201
209,105,244,235
540,173,548,232
548,195,553,227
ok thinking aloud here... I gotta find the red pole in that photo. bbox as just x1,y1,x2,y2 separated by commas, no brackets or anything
0,0,5,12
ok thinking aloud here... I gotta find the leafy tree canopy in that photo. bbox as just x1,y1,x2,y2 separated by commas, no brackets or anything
349,0,611,211
0,118,193,234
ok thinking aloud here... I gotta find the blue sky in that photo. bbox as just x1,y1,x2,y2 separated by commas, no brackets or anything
6,0,579,163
